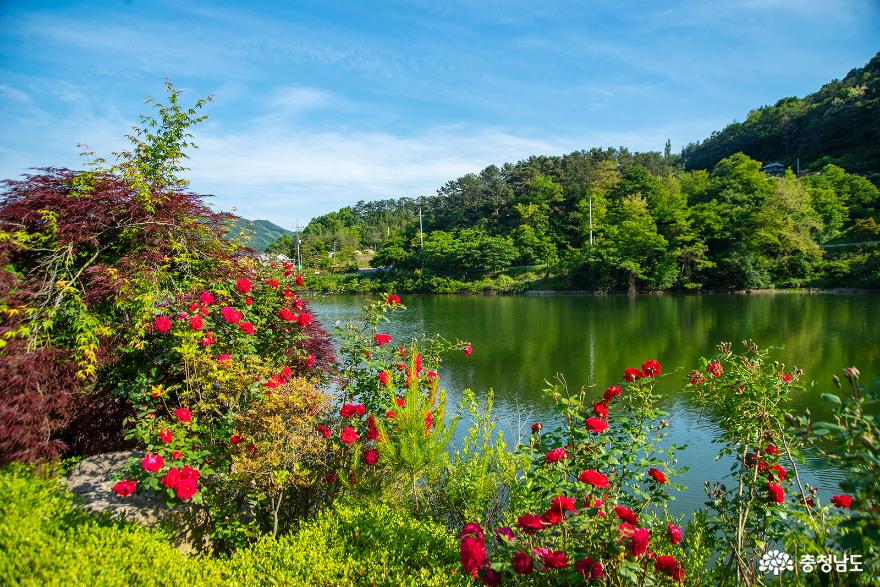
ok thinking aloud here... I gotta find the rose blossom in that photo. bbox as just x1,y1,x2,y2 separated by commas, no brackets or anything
340,426,358,445
112,480,137,496
154,315,172,333
579,469,610,488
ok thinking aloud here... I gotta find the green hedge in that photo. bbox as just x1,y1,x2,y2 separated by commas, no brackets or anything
0,465,468,586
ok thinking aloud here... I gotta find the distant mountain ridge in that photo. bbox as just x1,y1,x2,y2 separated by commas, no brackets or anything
229,218,294,252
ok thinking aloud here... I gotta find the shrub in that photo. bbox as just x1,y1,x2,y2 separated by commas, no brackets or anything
226,501,469,586
0,463,225,585
457,359,688,584
0,464,468,586
0,83,243,463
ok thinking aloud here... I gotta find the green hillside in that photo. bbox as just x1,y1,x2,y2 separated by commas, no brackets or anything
682,52,880,176
230,218,294,252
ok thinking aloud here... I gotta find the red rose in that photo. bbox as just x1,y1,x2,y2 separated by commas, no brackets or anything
230,434,244,445
236,278,252,293
175,477,198,500
171,451,183,459
480,568,501,586
767,482,784,503
544,447,568,464
386,294,401,304
831,494,853,508
459,535,487,577
174,408,192,423
265,279,280,288
614,506,638,525
296,273,304,286
765,444,780,455
655,555,684,580
112,479,137,497
221,306,242,324
217,354,232,365
575,557,604,581
464,344,473,357
245,296,253,306
374,333,393,346
396,396,406,407
551,495,578,513
199,291,215,305
159,429,173,444
340,426,358,445
316,424,331,439
238,321,255,334
592,401,609,418
648,467,668,484
628,527,650,557
340,404,357,418
188,315,203,331
363,449,379,465
279,308,295,321
517,514,544,535
385,409,396,419
766,464,786,481
306,353,316,367
531,422,543,433
542,508,563,525
200,331,216,346
579,469,610,488
354,403,366,416
377,371,390,386
141,453,164,473
708,361,723,377
154,315,172,333
512,551,534,574
603,385,622,401
780,372,793,382
179,465,199,481
161,467,181,489
585,417,609,433
623,367,643,382
668,523,683,544
537,549,568,569
641,359,661,377
689,370,706,385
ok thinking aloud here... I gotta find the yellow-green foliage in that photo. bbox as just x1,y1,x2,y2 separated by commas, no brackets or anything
0,465,468,587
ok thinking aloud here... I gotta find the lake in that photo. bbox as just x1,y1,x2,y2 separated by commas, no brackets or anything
311,293,879,515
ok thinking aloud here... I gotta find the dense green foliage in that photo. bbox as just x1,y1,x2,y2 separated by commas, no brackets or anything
0,464,467,586
683,52,880,176
280,154,879,292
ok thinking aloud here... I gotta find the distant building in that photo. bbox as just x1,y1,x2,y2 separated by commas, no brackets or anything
760,162,786,177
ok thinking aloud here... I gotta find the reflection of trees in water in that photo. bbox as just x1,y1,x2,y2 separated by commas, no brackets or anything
314,293,877,423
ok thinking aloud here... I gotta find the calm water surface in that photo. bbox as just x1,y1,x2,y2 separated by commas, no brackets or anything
311,293,879,514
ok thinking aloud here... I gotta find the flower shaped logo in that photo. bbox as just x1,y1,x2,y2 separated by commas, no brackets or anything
758,550,794,575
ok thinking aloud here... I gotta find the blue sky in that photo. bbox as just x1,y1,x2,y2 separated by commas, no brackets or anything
1,0,878,228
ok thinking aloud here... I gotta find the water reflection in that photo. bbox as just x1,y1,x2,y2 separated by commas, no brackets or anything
311,293,878,513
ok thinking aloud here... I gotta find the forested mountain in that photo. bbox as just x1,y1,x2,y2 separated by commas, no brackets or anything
682,52,880,176
230,218,293,252
269,56,880,292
